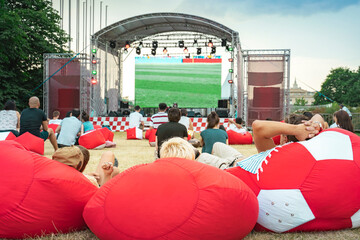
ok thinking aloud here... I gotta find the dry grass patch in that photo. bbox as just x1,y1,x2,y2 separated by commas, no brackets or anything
37,132,360,240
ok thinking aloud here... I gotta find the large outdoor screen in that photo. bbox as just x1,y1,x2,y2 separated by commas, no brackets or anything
135,57,221,108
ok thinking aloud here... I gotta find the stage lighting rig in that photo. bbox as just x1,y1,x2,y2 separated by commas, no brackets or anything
193,39,198,47
207,40,213,47
138,42,143,48
109,41,116,49
178,40,184,48
226,46,233,51
228,79,233,84
197,48,202,55
125,41,130,49
221,39,227,47
228,58,233,62
136,47,141,55
151,48,156,56
91,77,97,85
211,47,216,54
229,69,233,73
124,48,128,54
183,47,188,53
91,48,97,53
152,41,158,49
163,47,167,54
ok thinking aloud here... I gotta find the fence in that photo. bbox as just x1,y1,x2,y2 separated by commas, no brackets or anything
321,113,360,132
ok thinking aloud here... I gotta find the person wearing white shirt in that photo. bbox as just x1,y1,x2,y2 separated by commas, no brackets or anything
129,105,144,129
340,104,352,120
228,117,247,134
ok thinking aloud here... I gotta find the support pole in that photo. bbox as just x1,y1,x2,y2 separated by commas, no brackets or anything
85,0,88,49
76,0,80,53
68,0,71,51
105,5,108,27
100,1,102,29
82,1,85,50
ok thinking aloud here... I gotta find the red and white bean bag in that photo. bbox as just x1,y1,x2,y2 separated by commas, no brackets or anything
0,140,97,239
226,128,360,233
99,127,114,141
83,158,258,240
48,123,59,133
79,129,106,149
0,131,16,141
126,127,143,140
15,132,44,155
227,130,253,145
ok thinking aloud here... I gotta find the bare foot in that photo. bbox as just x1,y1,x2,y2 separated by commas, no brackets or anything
99,162,114,186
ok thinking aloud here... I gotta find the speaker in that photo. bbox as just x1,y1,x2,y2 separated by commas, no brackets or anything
216,109,228,118
120,101,129,109
218,99,228,108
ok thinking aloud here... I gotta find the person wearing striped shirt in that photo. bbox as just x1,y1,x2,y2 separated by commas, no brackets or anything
149,103,168,129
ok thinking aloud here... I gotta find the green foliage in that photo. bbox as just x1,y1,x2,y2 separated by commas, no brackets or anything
314,66,360,107
0,0,68,110
294,97,308,106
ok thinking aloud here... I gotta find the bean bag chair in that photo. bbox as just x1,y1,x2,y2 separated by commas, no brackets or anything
126,127,143,140
83,158,258,240
144,129,151,139
48,123,59,132
93,124,102,129
0,131,16,141
15,132,44,155
99,127,114,141
272,135,281,145
226,128,360,233
227,130,253,145
148,128,157,143
79,129,106,149
0,141,97,239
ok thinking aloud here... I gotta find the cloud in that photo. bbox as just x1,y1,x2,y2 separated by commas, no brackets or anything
175,0,360,16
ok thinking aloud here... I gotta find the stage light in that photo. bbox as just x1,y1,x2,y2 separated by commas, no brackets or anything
124,48,128,54
152,41,158,49
228,79,233,84
197,48,201,55
125,41,130,49
138,42,143,48
151,48,156,56
226,46,234,52
221,39,227,47
109,41,116,49
178,40,184,48
91,48,97,53
163,47,167,54
183,47,188,53
136,47,141,55
92,59,97,64
208,40,213,47
91,77,97,85
211,47,216,54
228,58,233,62
92,70,97,75
229,69,233,73
193,39,198,47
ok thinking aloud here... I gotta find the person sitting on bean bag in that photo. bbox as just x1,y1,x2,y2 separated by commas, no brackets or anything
56,109,82,148
52,146,120,187
80,111,94,134
228,117,247,134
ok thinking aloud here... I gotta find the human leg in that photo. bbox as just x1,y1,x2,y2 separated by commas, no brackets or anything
196,153,232,169
45,128,58,151
212,142,244,163
95,151,120,186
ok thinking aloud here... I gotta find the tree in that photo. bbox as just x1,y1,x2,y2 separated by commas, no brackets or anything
0,0,68,110
313,66,360,106
294,97,308,106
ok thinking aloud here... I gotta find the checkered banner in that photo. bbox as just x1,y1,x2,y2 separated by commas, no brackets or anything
91,117,232,132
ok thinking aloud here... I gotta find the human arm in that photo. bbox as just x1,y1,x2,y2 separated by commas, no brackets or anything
252,120,318,153
16,111,20,131
42,120,48,131
188,119,194,131
55,125,61,133
80,124,84,135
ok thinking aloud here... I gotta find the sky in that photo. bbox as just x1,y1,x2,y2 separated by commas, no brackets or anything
53,0,360,91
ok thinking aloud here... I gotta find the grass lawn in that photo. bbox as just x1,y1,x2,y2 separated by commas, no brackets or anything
28,132,360,240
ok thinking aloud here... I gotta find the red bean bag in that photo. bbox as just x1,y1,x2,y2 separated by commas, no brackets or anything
144,129,151,139
227,130,253,145
148,128,157,143
226,128,360,233
79,129,106,149
93,124,102,129
83,158,258,240
126,127,143,140
272,135,281,145
99,127,114,141
48,123,59,133
0,131,16,141
15,132,44,155
0,140,97,239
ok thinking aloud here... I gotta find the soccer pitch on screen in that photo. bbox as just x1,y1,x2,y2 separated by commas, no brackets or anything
135,63,221,108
